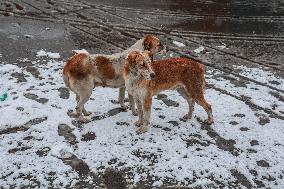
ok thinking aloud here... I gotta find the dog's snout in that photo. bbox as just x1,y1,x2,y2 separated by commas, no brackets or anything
150,73,155,79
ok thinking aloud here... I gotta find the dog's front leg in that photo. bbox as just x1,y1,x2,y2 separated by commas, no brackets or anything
128,94,137,116
134,98,143,127
118,87,127,111
136,96,152,134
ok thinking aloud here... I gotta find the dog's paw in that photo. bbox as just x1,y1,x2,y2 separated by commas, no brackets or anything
120,105,128,112
69,110,79,118
206,119,214,125
183,113,192,120
132,109,138,116
134,120,143,127
78,116,91,123
136,126,148,134
83,110,92,116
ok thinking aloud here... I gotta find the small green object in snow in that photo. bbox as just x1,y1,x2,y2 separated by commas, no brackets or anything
0,91,8,101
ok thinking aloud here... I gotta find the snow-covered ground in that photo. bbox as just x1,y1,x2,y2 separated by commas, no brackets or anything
0,50,284,188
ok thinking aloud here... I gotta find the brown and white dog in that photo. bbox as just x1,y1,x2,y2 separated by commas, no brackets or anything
63,35,163,122
123,51,213,134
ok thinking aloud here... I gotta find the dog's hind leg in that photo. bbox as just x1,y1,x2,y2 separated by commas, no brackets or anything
69,92,91,117
76,90,93,123
69,94,80,117
188,85,213,125
195,96,213,125
184,83,213,124
118,87,127,110
74,80,94,123
177,87,195,120
81,92,92,116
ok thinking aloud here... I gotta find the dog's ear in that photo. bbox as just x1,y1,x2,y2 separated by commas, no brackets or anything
126,51,139,66
143,35,153,51
143,50,154,62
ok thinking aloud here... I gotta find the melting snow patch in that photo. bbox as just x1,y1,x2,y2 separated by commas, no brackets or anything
72,49,89,54
233,65,284,89
216,43,229,50
152,180,163,187
18,58,30,62
0,64,20,74
50,144,74,159
173,41,186,47
1,49,284,188
36,49,60,59
194,46,205,54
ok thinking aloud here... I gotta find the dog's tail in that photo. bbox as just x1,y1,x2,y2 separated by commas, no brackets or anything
63,73,70,88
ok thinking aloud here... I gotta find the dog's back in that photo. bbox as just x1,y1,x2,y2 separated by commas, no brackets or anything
150,57,205,95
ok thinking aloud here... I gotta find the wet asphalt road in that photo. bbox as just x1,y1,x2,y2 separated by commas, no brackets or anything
0,0,284,188
0,0,283,67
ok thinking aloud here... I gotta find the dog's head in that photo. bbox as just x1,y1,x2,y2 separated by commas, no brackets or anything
125,51,155,80
143,35,164,55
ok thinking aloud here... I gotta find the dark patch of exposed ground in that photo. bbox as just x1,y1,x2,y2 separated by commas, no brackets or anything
58,124,78,146
24,93,48,104
58,87,70,99
0,117,47,135
156,93,179,107
81,131,96,141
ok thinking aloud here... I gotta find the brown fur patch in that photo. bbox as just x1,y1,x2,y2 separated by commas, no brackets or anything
95,56,116,80
124,51,143,76
149,57,205,97
143,35,159,51
126,51,140,66
63,53,92,80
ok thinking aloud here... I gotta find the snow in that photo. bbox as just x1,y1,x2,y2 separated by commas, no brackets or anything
173,41,186,47
72,49,89,54
152,180,163,187
194,46,205,54
216,43,229,50
36,49,61,59
50,144,74,159
233,65,284,89
0,50,284,188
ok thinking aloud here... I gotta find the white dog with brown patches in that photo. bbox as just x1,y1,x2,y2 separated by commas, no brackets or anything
124,51,213,134
63,35,163,122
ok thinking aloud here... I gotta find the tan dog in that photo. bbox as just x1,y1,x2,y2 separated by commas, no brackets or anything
63,35,163,122
123,51,213,134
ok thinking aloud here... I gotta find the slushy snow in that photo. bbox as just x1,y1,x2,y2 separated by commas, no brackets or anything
0,49,284,188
